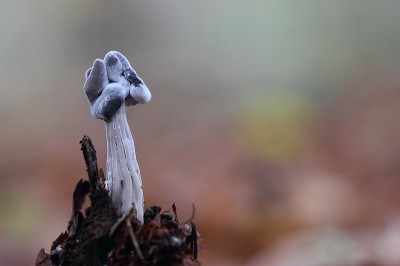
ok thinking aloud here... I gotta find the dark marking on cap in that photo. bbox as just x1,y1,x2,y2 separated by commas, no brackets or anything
102,96,123,121
124,70,143,87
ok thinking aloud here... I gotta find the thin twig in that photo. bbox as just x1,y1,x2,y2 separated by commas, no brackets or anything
79,135,101,191
190,222,198,261
172,202,179,223
127,219,144,260
180,204,196,224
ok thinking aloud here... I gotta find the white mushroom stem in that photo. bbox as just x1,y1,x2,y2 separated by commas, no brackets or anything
105,104,144,223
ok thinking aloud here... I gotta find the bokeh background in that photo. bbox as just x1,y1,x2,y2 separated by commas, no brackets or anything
2,1,400,265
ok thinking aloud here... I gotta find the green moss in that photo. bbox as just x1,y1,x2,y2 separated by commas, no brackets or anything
238,92,315,161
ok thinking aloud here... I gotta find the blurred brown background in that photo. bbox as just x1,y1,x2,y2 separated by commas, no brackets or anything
2,1,400,265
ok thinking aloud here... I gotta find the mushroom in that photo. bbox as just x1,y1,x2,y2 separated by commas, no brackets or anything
83,51,151,223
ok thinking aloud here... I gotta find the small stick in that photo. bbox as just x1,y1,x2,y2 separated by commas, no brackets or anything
80,135,101,191
172,202,179,223
190,222,198,261
180,204,196,225
127,220,144,260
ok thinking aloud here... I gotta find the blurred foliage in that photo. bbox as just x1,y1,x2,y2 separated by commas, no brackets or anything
238,92,314,161
1,190,44,238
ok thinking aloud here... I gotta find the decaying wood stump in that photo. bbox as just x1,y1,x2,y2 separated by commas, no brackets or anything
35,136,201,266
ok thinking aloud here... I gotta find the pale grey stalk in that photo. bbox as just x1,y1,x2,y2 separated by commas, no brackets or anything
105,105,143,220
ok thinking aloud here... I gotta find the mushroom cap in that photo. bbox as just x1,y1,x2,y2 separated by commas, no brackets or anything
84,51,151,121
